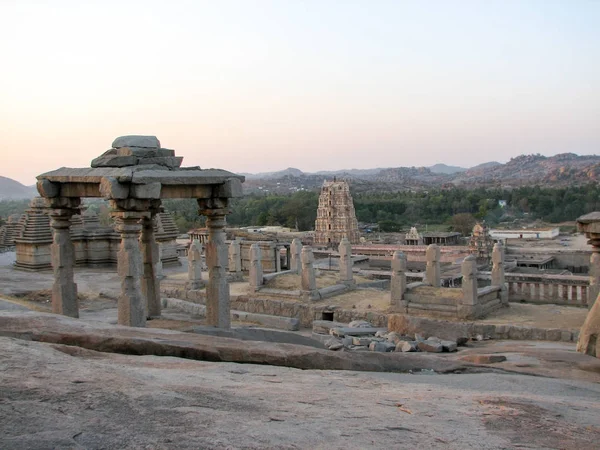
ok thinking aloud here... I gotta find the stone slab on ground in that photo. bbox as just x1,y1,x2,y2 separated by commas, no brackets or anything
331,327,388,337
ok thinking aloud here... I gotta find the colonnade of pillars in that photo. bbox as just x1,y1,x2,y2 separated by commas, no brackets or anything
48,196,230,328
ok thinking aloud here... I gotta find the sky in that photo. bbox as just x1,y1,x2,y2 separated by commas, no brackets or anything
1,0,599,185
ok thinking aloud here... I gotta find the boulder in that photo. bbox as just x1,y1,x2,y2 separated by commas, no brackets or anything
112,135,160,149
397,341,417,352
369,341,395,352
349,320,373,328
441,340,458,352
417,340,443,353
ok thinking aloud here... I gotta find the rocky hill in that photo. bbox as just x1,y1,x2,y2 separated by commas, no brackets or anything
243,153,600,193
0,176,36,200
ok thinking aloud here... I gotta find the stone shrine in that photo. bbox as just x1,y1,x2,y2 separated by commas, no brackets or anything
13,197,180,270
469,221,494,261
36,135,244,328
314,179,360,247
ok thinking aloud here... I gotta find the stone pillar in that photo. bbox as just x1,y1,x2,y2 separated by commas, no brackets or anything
290,238,302,274
140,212,161,318
390,250,407,310
425,244,441,287
112,209,147,327
199,205,231,328
459,255,479,319
249,243,263,291
276,246,283,272
49,197,81,318
338,237,354,285
491,242,508,305
155,243,163,279
301,246,318,300
228,240,242,279
188,240,203,289
589,253,600,309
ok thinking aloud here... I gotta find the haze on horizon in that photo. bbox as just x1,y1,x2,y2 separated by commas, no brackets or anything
1,0,599,186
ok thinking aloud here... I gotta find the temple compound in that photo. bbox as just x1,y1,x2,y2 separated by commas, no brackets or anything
36,135,243,328
314,179,360,247
14,197,179,270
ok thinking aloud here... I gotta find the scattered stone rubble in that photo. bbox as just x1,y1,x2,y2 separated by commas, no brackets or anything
313,319,461,353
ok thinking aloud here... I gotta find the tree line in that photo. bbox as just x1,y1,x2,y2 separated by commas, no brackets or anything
2,184,599,232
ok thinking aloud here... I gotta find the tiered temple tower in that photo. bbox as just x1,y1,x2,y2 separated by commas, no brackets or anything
469,222,494,261
314,179,360,247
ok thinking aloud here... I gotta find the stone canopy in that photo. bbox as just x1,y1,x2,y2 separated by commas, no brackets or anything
36,135,245,329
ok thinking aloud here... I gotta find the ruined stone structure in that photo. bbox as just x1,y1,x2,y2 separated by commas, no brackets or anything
13,197,180,271
0,214,25,249
404,227,422,245
469,222,493,261
36,135,243,328
314,180,360,247
576,212,600,357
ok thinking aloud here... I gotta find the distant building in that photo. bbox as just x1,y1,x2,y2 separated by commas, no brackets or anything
489,227,559,240
314,179,360,247
421,231,461,246
405,227,422,245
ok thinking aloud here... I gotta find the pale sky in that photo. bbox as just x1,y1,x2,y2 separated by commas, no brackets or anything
1,0,599,185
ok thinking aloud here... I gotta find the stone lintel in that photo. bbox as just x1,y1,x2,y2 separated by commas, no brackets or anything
36,179,60,198
110,199,160,213
100,177,129,199
213,178,243,198
130,182,162,199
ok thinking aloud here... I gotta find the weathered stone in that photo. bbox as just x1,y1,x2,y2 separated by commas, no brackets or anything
249,243,263,291
300,246,317,296
390,250,407,309
388,314,473,342
397,341,417,352
338,237,354,285
441,340,458,352
116,147,175,157
188,240,204,290
353,337,373,346
332,327,387,337
99,176,129,199
546,329,562,341
349,320,372,328
425,244,441,287
460,354,507,364
112,135,160,149
92,153,138,168
137,156,183,169
560,330,572,342
313,320,346,334
417,341,443,353
130,182,162,199
214,178,244,198
290,238,302,274
369,341,395,352
36,179,60,198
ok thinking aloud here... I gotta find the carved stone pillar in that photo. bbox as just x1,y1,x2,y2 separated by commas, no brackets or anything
425,244,441,287
140,209,161,318
390,250,407,311
199,202,230,328
290,238,302,274
491,242,508,305
228,240,242,279
249,243,263,291
112,208,148,327
49,197,81,318
301,246,319,301
459,255,480,320
338,237,354,286
188,240,204,289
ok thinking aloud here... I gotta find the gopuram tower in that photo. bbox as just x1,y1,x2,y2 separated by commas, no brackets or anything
314,179,360,247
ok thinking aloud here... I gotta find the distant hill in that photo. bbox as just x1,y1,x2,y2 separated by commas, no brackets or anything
240,153,600,194
0,176,36,200
428,163,467,174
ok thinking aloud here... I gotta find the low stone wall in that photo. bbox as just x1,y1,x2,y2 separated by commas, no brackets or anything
388,314,579,343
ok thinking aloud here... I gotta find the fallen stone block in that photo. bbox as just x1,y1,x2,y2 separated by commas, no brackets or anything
331,327,388,337
417,341,443,353
313,320,347,335
397,341,417,352
349,320,373,328
353,337,373,346
369,341,395,352
441,340,458,352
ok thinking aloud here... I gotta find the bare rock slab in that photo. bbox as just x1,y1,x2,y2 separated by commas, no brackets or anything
112,135,160,149
460,354,507,364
